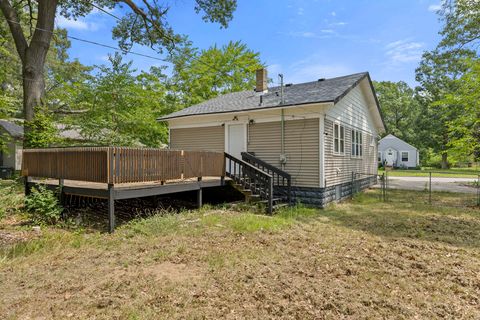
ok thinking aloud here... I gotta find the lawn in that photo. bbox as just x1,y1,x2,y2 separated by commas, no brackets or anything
379,167,480,178
1,180,480,319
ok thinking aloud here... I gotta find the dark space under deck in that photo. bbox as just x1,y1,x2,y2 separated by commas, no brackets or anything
27,177,227,232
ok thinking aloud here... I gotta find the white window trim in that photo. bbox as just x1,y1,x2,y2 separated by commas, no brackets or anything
400,151,409,162
333,122,345,155
351,129,363,158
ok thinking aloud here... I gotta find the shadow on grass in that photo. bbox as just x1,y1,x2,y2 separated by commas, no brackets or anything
321,190,480,249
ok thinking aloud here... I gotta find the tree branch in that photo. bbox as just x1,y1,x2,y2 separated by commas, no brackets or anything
119,0,176,49
0,0,28,63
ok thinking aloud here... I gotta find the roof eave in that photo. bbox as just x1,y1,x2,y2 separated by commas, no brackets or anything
157,100,335,122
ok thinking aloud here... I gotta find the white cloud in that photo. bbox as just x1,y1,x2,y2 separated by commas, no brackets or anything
331,11,336,16
297,7,304,15
56,16,99,31
329,22,347,27
286,29,337,39
385,39,424,64
281,54,353,84
428,4,442,12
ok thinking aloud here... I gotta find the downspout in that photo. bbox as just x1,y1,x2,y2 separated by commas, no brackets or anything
279,74,286,170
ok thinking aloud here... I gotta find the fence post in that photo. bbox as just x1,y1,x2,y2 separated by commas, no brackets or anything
477,175,480,207
381,173,385,202
429,172,432,204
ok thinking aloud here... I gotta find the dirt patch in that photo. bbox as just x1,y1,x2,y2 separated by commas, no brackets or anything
143,262,203,283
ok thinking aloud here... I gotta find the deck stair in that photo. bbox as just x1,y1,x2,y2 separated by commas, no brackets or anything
225,152,292,214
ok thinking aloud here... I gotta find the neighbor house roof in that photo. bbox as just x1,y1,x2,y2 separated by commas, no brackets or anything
159,72,379,121
379,134,418,150
0,120,87,141
0,119,23,139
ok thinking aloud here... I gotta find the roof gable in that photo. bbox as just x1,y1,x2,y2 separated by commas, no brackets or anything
379,134,417,150
0,119,23,139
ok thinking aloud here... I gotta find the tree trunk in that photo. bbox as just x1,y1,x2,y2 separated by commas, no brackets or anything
21,0,58,146
23,51,47,122
441,152,449,169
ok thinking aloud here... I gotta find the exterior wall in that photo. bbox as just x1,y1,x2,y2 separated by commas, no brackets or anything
1,141,21,170
324,83,379,187
248,118,319,187
170,125,225,152
378,135,418,168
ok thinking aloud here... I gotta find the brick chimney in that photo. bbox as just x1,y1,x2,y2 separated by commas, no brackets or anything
255,68,268,92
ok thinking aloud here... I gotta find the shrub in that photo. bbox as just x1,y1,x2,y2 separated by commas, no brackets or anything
24,185,62,225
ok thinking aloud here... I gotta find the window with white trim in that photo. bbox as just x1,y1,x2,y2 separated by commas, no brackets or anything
401,151,409,162
334,123,345,154
351,129,363,157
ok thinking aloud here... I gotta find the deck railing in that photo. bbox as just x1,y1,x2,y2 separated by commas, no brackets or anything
22,147,225,184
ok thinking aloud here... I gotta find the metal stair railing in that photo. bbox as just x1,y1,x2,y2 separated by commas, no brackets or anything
225,152,274,214
241,152,292,205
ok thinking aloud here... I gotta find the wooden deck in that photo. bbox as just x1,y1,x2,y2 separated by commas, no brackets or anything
23,147,227,232
30,177,227,200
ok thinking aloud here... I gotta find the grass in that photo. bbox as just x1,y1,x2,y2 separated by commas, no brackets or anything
1,181,480,319
379,167,480,178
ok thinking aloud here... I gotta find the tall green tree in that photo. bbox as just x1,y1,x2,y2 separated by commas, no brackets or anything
77,53,169,147
167,40,264,109
0,0,237,145
439,58,480,160
373,81,420,143
415,0,479,168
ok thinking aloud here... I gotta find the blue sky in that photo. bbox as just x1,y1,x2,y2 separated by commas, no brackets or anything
57,0,444,86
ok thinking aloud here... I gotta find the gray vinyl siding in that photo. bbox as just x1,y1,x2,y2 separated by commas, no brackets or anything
324,119,377,187
248,118,319,187
170,126,224,152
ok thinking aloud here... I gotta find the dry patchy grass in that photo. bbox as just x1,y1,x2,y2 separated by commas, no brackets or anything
0,187,479,319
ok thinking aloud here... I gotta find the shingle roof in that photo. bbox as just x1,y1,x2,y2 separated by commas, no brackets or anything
0,120,87,141
159,72,369,120
0,119,23,139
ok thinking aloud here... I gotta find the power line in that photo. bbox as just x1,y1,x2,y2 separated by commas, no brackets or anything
5,18,168,62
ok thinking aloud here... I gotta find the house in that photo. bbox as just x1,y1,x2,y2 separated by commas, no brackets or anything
0,120,23,171
159,70,386,206
0,119,89,173
378,134,419,168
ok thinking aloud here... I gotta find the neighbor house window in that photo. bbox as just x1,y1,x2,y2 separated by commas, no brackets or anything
378,152,382,162
334,123,345,154
401,151,409,162
351,129,363,157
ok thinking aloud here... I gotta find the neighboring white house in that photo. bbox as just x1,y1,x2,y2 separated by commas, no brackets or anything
378,134,419,168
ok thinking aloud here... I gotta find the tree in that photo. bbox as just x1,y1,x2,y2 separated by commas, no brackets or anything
439,0,480,52
167,40,264,109
373,81,420,143
76,53,169,147
0,0,237,145
439,58,480,160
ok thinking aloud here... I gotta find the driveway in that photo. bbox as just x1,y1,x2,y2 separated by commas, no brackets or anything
374,176,479,194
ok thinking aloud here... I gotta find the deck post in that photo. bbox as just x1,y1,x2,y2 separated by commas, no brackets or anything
220,175,225,186
59,178,65,205
197,177,203,208
108,183,115,233
24,176,31,196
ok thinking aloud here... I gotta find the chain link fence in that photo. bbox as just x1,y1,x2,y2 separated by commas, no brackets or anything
352,170,480,208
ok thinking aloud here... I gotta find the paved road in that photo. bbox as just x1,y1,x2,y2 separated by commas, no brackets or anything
373,176,479,194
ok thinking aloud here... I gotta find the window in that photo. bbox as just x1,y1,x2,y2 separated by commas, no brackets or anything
334,123,345,154
401,151,409,162
351,129,363,157
378,152,382,162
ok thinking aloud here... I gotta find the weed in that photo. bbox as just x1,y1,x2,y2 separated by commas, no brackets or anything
24,185,62,225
